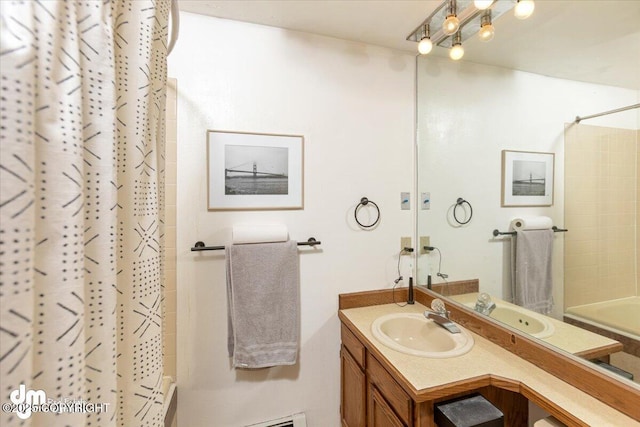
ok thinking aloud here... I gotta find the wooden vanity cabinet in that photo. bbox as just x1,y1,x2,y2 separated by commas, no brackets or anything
341,325,366,427
368,385,405,427
341,325,411,427
366,352,412,426
341,321,528,427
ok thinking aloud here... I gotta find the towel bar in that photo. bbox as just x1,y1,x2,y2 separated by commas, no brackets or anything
191,237,321,251
492,226,568,237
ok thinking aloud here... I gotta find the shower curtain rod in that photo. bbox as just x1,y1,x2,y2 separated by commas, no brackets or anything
574,103,640,124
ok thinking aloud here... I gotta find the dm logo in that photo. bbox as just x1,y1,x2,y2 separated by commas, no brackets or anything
10,384,46,419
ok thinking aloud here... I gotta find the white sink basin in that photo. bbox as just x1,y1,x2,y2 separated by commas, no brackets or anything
371,313,474,358
464,303,555,339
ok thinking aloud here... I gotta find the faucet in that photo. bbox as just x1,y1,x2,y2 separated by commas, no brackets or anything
424,298,461,334
474,293,496,316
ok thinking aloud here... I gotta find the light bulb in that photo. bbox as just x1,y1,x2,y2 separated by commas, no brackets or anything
514,0,535,19
418,37,433,55
479,23,494,42
442,14,460,35
450,43,464,60
474,0,493,10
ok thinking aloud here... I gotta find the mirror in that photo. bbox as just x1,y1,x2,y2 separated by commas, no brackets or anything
415,1,639,388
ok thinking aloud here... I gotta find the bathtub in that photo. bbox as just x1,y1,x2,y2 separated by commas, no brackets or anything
564,296,640,357
162,376,177,427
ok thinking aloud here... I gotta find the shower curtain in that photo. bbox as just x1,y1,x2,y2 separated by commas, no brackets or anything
0,1,169,426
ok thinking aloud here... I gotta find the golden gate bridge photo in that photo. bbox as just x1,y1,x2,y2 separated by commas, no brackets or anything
512,172,546,196
225,160,288,195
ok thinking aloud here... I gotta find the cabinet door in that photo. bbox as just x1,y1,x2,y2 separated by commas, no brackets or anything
368,385,406,427
341,346,366,427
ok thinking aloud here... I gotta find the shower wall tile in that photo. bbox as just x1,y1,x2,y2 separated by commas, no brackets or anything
165,204,176,227
166,183,177,204
165,247,176,271
164,78,177,380
564,124,638,308
165,226,176,249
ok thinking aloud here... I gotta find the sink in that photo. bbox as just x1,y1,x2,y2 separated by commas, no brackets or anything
371,313,474,358
464,303,555,339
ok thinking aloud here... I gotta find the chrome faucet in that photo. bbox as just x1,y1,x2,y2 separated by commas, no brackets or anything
474,293,496,316
424,298,461,334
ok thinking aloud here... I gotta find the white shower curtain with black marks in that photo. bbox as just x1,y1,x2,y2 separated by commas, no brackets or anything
0,1,168,426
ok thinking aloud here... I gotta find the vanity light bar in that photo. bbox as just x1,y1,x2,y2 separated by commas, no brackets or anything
407,0,533,57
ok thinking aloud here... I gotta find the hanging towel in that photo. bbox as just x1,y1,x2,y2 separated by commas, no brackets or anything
513,229,554,314
226,240,299,368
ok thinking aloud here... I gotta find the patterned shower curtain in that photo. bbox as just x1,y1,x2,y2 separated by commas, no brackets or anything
0,1,168,426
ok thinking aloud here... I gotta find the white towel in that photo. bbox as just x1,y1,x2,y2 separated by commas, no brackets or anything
226,240,299,368
513,230,554,314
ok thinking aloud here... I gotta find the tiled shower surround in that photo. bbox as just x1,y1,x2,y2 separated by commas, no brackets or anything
564,124,639,308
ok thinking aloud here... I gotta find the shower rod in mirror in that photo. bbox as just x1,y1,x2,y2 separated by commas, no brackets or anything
574,103,640,124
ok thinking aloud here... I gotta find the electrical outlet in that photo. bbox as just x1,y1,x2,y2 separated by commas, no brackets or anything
420,236,431,254
400,237,412,252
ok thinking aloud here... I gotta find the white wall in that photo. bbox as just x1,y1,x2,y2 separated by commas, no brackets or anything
416,55,639,319
169,13,415,427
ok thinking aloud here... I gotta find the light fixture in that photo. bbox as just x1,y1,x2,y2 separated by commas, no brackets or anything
514,0,535,19
418,25,433,55
473,0,494,10
442,0,460,36
449,31,464,60
478,11,495,42
407,0,530,60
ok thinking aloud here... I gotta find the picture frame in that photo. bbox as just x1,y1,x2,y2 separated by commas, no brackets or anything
501,150,554,207
207,130,304,210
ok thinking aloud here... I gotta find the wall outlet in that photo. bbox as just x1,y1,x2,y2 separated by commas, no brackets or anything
420,236,431,254
400,237,412,252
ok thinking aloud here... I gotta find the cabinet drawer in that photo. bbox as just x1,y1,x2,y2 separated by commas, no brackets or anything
342,324,366,368
369,384,406,427
366,353,412,425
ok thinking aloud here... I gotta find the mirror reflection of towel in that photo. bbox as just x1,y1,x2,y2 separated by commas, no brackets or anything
226,240,299,369
513,230,554,314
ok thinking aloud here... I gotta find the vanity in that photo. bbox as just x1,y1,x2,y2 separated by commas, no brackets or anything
449,293,623,361
339,287,640,427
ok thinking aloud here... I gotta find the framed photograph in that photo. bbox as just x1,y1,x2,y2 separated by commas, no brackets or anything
501,150,554,207
207,130,304,210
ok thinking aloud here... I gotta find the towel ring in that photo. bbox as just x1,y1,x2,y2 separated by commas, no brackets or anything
355,197,380,229
453,197,473,225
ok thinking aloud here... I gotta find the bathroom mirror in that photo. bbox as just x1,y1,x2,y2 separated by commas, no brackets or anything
415,0,639,388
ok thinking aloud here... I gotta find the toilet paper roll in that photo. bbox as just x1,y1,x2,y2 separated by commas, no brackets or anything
232,224,289,245
510,216,553,231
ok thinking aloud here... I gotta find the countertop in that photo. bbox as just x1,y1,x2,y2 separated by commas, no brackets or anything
449,292,622,357
340,301,640,427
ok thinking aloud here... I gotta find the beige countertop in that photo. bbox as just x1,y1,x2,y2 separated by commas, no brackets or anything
449,292,622,357
341,302,640,427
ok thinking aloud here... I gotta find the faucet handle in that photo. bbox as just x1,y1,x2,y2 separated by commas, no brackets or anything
474,293,496,315
431,298,446,314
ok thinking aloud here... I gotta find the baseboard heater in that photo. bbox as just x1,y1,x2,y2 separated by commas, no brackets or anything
246,412,307,427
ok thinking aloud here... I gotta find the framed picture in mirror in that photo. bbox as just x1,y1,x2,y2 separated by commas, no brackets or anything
501,150,554,207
